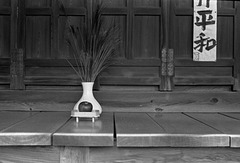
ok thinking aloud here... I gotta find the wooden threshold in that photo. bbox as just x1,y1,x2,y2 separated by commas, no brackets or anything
0,90,240,112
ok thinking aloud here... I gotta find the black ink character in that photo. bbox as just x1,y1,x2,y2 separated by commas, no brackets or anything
195,10,215,31
194,33,217,52
197,0,210,8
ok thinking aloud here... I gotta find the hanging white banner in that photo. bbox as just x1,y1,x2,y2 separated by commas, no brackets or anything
193,0,217,61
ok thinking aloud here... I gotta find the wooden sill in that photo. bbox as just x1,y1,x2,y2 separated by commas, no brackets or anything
0,90,240,112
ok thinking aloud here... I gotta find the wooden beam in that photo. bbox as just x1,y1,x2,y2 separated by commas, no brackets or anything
25,8,51,15
174,76,235,86
10,0,25,90
89,147,240,163
134,8,161,15
0,146,60,163
160,0,174,91
0,7,11,14
1,90,240,112
175,59,234,67
24,59,162,67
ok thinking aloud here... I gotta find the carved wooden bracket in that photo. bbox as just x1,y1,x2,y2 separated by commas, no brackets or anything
160,48,174,91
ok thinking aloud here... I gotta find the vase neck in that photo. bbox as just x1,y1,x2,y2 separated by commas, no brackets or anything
82,82,94,96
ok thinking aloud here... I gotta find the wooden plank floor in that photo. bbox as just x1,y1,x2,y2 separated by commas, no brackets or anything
148,113,228,147
186,113,240,148
0,111,240,148
0,111,36,131
53,112,114,146
115,113,229,147
0,112,70,145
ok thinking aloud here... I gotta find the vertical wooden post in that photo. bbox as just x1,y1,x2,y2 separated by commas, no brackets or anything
159,0,174,91
10,0,25,90
233,1,240,91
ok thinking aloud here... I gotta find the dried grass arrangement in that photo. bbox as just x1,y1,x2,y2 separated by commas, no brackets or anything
60,2,121,82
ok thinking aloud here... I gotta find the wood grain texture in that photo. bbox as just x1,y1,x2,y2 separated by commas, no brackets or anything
0,111,36,131
148,113,228,147
90,147,240,163
186,113,240,147
220,113,240,147
53,113,114,146
115,112,167,147
60,147,89,163
1,91,240,112
0,146,59,163
0,112,70,145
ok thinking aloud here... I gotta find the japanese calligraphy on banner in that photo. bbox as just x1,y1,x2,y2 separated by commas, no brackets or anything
193,0,217,61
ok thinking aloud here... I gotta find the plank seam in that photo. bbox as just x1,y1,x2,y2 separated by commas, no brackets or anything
0,112,40,132
182,113,225,134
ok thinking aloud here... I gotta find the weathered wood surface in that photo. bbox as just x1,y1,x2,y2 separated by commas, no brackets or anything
53,113,114,146
0,111,35,131
115,113,228,147
1,146,240,163
90,147,240,163
221,113,240,147
148,113,228,147
60,147,89,163
186,113,240,148
0,146,59,163
115,112,167,147
0,90,240,112
0,112,70,145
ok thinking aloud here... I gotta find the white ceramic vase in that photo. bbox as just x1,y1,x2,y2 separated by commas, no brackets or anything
73,82,102,114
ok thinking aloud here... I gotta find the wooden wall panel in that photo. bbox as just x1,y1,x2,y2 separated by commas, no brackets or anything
218,16,234,59
58,16,85,59
175,67,232,77
174,16,192,59
100,0,126,7
175,0,192,8
133,0,160,7
0,0,10,7
218,0,234,8
25,67,76,77
102,15,126,59
61,0,85,8
25,0,51,8
133,16,160,59
25,16,51,59
0,16,10,58
101,67,159,77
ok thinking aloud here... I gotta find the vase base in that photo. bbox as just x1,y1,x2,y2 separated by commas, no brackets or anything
71,110,100,123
